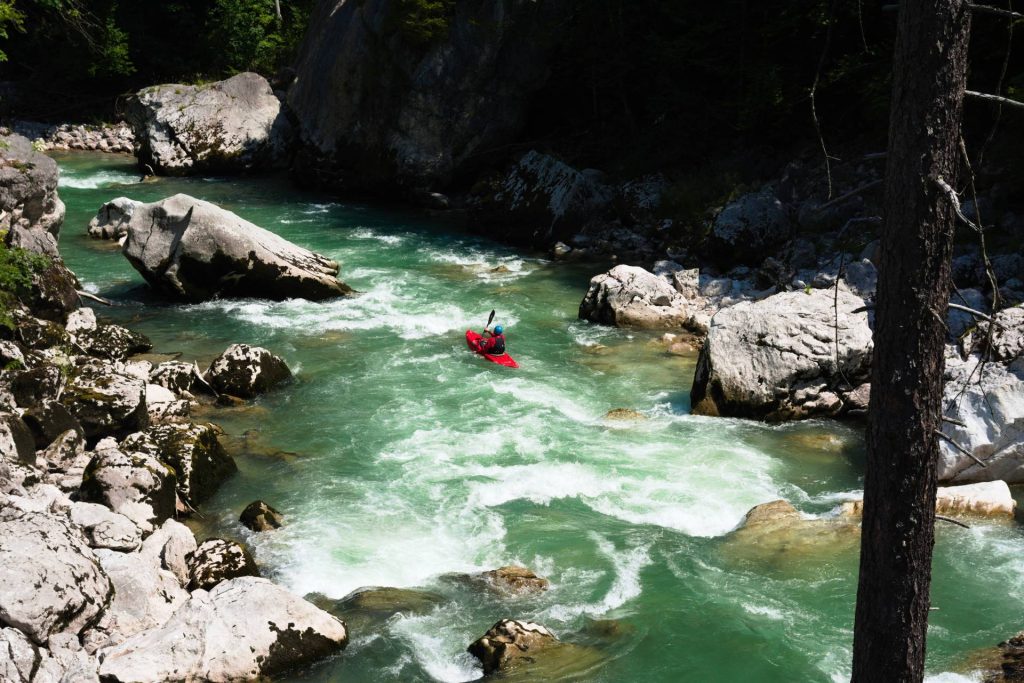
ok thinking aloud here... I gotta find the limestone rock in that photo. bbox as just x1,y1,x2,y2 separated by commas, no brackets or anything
121,193,352,302
127,73,291,175
139,519,197,587
75,323,152,362
690,288,873,420
68,502,142,551
579,265,692,330
149,360,206,395
0,134,65,251
288,0,569,191
239,499,283,531
706,190,793,264
205,344,291,398
87,197,141,240
0,508,113,644
79,444,176,531
21,400,82,450
65,307,97,336
187,538,259,591
0,627,39,683
0,412,36,465
39,429,90,492
97,577,348,681
468,619,559,675
121,422,235,505
842,481,1016,518
63,361,147,442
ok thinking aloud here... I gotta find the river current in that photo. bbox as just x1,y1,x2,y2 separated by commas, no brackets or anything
52,152,1024,682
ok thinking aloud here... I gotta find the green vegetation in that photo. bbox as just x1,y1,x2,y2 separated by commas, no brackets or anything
0,239,49,331
388,0,454,47
0,0,22,61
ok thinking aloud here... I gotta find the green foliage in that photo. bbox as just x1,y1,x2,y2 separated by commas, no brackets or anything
88,6,133,77
389,0,455,47
0,241,49,331
208,0,282,74
0,0,23,61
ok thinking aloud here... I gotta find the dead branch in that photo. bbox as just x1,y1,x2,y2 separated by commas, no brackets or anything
935,515,971,529
812,180,884,213
934,176,981,232
77,290,113,306
810,0,838,198
942,415,968,427
969,3,1024,20
965,90,1024,110
934,429,988,468
947,302,997,323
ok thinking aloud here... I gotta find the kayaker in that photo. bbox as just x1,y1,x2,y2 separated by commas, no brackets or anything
478,324,506,355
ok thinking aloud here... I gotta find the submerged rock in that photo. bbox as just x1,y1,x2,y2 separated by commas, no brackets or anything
468,619,559,675
187,538,259,591
328,586,446,632
205,344,292,398
721,500,860,567
127,72,292,175
478,566,550,597
239,499,284,531
604,408,648,421
690,288,873,421
121,193,352,301
97,577,348,682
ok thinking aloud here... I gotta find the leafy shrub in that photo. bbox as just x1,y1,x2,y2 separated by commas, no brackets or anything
0,240,50,331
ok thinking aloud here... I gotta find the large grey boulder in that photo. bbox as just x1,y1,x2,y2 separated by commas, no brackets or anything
79,443,176,531
127,72,292,175
63,361,147,442
0,134,65,255
121,193,352,301
474,151,612,244
690,288,873,420
87,197,140,240
705,190,793,264
121,422,236,505
205,343,292,398
578,265,693,330
288,0,569,191
0,508,113,645
97,576,349,682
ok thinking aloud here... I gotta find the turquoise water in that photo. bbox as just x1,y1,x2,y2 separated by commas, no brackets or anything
53,152,1024,682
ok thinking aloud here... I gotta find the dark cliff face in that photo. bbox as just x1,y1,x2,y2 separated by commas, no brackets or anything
287,0,568,194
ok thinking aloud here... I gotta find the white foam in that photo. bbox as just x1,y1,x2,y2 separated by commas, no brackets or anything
545,533,651,621
58,169,137,189
389,615,483,683
466,462,622,508
351,227,405,245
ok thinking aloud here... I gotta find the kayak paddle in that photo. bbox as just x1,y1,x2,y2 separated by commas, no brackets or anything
483,309,495,333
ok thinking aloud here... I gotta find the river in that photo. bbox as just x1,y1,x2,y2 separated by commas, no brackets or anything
52,151,1024,682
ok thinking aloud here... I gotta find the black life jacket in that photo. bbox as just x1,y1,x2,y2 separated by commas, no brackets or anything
490,333,506,355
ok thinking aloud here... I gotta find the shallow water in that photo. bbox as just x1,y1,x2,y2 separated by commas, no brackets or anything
53,152,1024,682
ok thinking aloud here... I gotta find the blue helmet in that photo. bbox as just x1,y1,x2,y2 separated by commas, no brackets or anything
493,325,504,334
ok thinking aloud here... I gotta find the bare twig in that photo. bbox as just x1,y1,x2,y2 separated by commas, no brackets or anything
935,515,971,529
947,302,997,323
810,0,838,198
942,415,968,427
934,429,988,468
965,90,1024,110
934,176,981,232
969,3,1024,20
812,179,884,213
975,0,1014,170
77,290,113,306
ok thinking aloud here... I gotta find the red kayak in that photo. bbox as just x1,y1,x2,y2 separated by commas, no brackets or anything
466,330,519,368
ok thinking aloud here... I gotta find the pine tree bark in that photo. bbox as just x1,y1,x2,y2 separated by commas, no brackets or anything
851,1,971,681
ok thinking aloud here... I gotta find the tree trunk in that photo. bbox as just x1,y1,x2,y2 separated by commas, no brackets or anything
851,1,971,681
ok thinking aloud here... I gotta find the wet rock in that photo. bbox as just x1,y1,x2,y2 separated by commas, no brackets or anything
479,566,550,596
87,197,141,240
187,538,259,591
127,72,291,175
240,499,284,531
604,408,648,421
205,343,292,398
468,619,559,675
328,586,445,632
21,400,82,449
706,190,793,264
579,265,693,330
722,500,860,567
0,134,65,251
139,519,197,587
122,422,234,505
68,501,142,551
690,288,873,421
97,576,348,682
75,323,152,361
63,361,147,442
122,193,352,302
0,507,113,645
79,443,176,531
973,631,1024,682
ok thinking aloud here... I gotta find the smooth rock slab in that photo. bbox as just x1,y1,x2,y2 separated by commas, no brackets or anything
122,193,352,302
0,508,113,645
97,576,348,682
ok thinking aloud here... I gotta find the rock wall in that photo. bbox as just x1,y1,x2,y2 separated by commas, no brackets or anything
0,134,65,256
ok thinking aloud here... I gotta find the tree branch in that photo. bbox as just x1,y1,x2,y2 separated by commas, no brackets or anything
935,515,971,529
934,429,988,468
965,90,1024,110
812,180,884,213
969,3,1024,20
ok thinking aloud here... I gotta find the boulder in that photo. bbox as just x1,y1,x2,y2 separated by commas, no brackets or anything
579,265,693,330
68,502,142,551
79,444,176,531
22,255,80,322
86,197,141,240
690,288,873,420
63,361,147,442
0,412,35,465
0,627,39,683
97,577,348,681
39,429,90,492
121,193,352,301
239,499,284,531
721,500,860,566
478,566,549,597
12,365,63,409
0,508,113,644
705,190,794,264
13,312,69,351
127,73,291,175
121,422,236,505
841,481,1016,518
939,349,1024,483
982,306,1024,362
205,344,292,398
75,323,152,361
467,619,559,675
144,383,190,422
288,0,569,191
65,307,97,336
0,134,65,252
329,587,445,631
139,519,197,587
187,538,259,591
21,400,82,449
149,360,206,395
87,549,188,651
32,632,99,682
603,408,648,421
474,151,613,244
